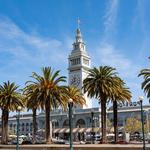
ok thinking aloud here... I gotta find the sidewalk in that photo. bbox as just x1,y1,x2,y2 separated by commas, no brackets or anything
0,144,150,150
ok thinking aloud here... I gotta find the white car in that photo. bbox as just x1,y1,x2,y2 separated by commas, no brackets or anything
12,138,24,145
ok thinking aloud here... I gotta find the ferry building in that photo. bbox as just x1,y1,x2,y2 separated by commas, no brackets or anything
0,26,150,139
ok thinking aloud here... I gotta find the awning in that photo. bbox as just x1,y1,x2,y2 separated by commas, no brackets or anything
59,128,67,133
94,127,100,132
73,128,79,133
53,128,61,133
53,128,100,134
65,128,80,133
86,128,100,133
65,128,83,133
86,128,92,133
78,128,86,133
65,128,70,133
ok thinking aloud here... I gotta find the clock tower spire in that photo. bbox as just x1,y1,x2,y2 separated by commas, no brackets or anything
68,22,92,108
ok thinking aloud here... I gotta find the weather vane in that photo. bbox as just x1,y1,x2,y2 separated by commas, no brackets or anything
77,18,80,28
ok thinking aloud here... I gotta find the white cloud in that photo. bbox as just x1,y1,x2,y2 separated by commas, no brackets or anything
132,0,150,58
0,18,64,59
93,42,140,78
103,0,119,35
0,17,71,84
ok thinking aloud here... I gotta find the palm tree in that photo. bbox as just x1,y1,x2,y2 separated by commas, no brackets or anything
26,67,66,143
111,79,131,143
62,86,86,109
83,66,121,143
0,81,24,144
138,60,150,101
23,84,41,144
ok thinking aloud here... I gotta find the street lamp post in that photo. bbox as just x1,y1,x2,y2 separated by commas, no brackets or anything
68,98,73,150
91,109,94,144
16,106,22,150
139,96,146,150
145,109,149,134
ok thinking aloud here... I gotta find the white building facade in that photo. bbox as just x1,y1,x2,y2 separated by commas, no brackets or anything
68,27,92,108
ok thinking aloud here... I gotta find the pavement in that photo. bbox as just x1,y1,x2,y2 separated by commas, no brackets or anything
1,143,150,150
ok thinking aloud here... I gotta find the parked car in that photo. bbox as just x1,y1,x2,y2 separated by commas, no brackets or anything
11,138,24,145
94,134,101,141
35,137,46,144
52,138,65,144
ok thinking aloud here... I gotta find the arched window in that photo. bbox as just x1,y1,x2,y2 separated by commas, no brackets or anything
63,119,69,128
76,119,86,128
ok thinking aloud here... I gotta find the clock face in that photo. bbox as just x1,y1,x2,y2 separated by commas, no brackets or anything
70,74,80,87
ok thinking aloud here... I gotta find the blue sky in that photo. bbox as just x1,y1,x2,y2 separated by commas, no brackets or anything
0,0,150,108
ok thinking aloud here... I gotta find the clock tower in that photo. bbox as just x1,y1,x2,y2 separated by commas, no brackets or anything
68,26,92,108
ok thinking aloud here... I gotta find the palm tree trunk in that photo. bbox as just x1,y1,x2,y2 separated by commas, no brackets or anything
101,99,107,143
1,109,9,144
113,100,118,143
1,110,3,144
45,100,51,144
32,108,37,144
